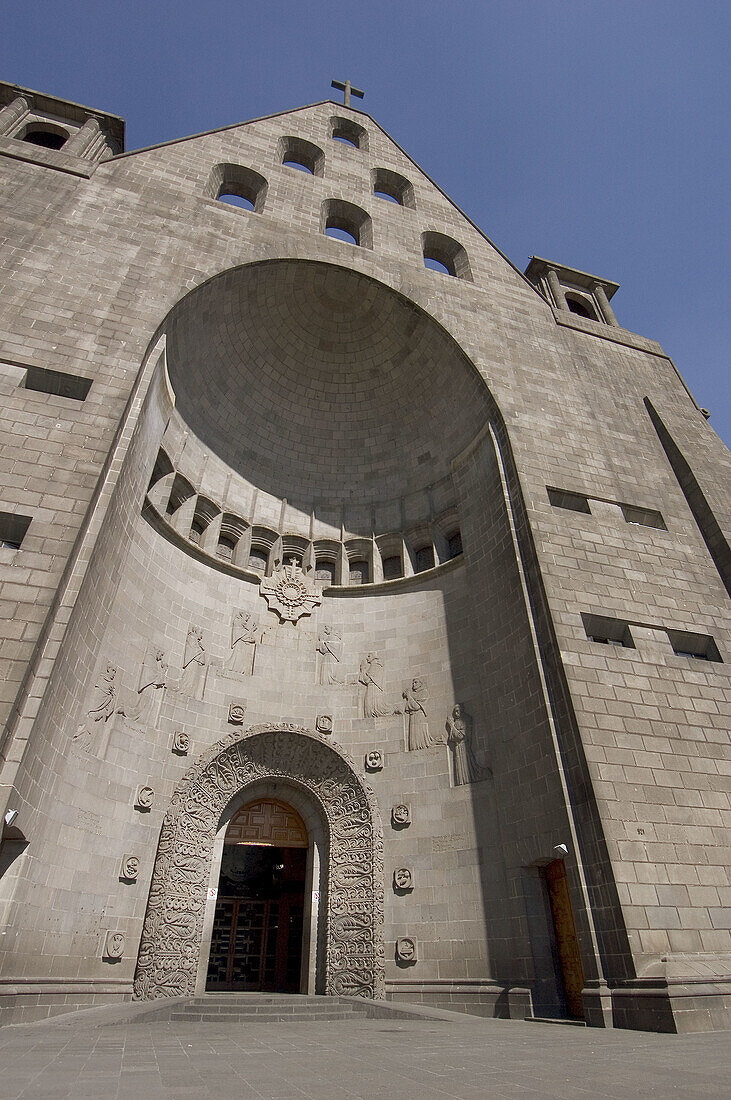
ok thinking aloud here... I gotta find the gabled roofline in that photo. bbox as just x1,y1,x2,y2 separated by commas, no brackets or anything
106,99,549,305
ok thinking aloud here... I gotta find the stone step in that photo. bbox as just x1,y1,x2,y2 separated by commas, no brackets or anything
167,1010,360,1022
144,994,371,1024
527,1015,587,1027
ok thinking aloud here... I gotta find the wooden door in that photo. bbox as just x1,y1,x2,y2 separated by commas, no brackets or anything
207,895,304,991
544,859,585,1018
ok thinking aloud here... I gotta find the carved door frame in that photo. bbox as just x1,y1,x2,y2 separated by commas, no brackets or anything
133,725,385,1000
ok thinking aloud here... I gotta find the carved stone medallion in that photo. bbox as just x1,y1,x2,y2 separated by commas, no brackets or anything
133,725,385,1001
392,804,411,827
120,854,140,881
172,730,190,755
103,930,125,960
260,560,322,623
135,785,155,811
393,867,413,891
396,936,417,963
228,702,246,725
316,714,333,734
365,750,383,771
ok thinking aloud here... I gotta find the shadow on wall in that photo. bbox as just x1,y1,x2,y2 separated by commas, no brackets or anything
442,403,636,1019
163,260,492,524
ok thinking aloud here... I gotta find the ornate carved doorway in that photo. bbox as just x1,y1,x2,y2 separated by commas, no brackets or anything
133,726,385,1001
206,798,308,992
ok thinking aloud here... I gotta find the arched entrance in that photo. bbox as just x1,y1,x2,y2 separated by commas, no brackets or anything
133,725,385,1000
206,798,309,993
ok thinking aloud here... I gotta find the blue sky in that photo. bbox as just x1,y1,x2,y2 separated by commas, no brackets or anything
4,0,729,445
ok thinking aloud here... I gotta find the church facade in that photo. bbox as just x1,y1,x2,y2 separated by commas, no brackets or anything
0,81,729,1031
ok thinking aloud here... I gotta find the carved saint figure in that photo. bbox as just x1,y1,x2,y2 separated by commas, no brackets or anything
226,610,258,676
122,648,167,726
74,664,118,745
316,625,343,685
180,626,206,698
446,703,480,785
359,653,393,718
403,677,432,750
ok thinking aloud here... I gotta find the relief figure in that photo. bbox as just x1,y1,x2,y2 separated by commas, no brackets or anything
120,648,167,727
73,663,118,748
359,653,393,719
180,626,206,699
316,626,343,685
403,677,432,750
226,611,258,676
446,703,481,785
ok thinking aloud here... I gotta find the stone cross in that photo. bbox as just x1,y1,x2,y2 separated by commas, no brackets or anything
331,79,364,108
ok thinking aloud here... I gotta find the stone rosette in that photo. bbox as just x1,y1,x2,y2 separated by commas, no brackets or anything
260,560,322,623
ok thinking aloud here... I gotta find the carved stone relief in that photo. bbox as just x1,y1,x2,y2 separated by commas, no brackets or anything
135,785,155,811
316,714,333,734
260,560,322,623
391,804,411,828
120,648,167,728
225,611,258,676
180,626,206,699
133,725,385,1001
120,855,140,881
103,931,125,960
395,937,417,964
72,663,118,749
358,653,398,718
393,867,413,891
364,750,383,771
404,677,438,750
172,730,190,755
446,704,484,785
228,703,246,725
316,626,343,685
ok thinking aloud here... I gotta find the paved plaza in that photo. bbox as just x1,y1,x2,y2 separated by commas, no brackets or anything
0,1007,728,1100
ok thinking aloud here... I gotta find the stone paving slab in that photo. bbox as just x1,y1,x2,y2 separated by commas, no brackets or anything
0,1011,730,1100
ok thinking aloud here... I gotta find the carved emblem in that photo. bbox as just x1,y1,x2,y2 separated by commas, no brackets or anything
316,714,333,734
364,750,383,771
172,730,190,755
120,854,140,881
396,937,417,963
228,702,246,725
103,930,125,960
260,559,322,623
391,804,411,827
393,867,413,891
133,726,385,1003
135,785,155,811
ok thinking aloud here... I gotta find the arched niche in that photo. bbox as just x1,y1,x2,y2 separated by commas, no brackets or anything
133,725,385,1000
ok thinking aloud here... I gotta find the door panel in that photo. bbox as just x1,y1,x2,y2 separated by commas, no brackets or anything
545,859,585,1019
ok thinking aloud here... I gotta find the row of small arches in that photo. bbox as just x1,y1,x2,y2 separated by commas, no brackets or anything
146,453,464,587
209,156,472,279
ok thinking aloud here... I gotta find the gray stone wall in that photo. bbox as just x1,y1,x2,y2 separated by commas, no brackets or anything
0,95,728,1027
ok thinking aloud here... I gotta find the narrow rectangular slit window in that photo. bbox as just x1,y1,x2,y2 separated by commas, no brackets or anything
547,488,591,514
24,365,93,401
0,511,32,549
620,504,666,530
581,613,634,648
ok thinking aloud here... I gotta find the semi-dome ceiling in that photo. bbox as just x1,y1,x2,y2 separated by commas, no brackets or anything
165,260,491,511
